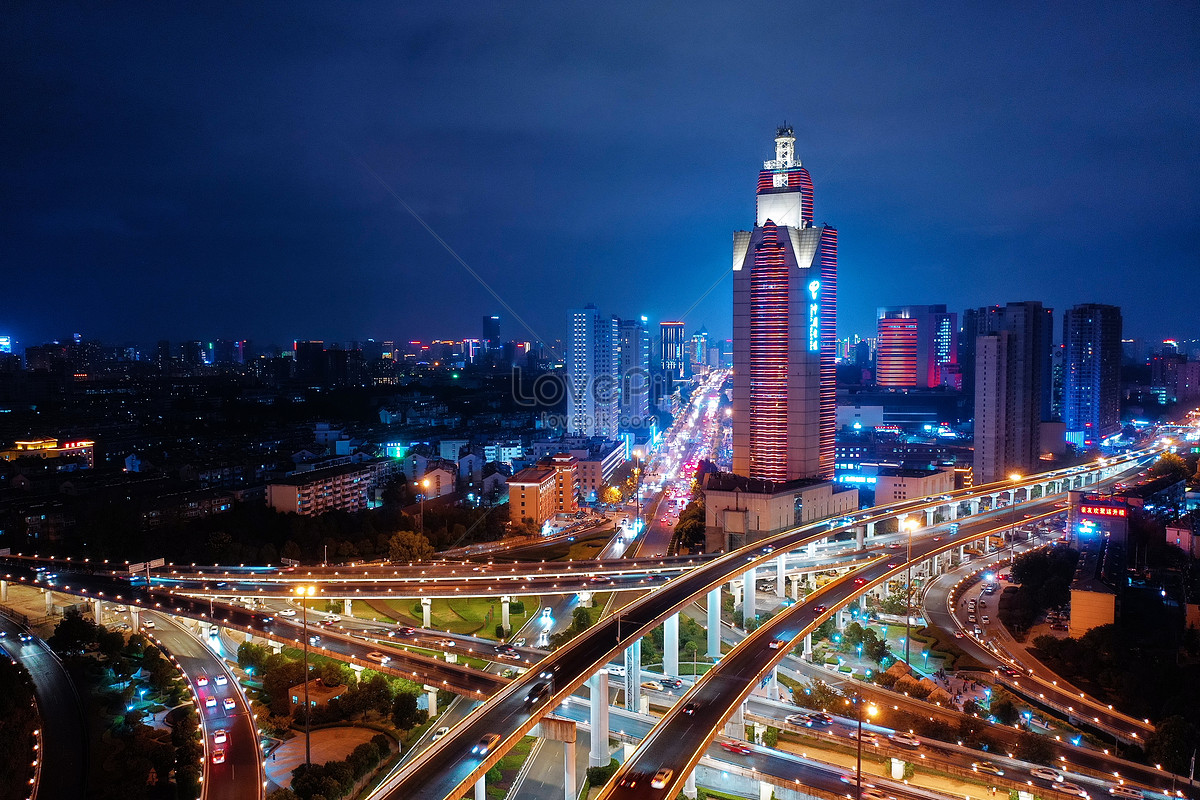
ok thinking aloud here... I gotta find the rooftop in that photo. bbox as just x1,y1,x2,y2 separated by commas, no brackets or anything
703,472,826,495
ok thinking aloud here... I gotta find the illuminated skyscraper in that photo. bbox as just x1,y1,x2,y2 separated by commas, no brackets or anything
618,317,652,429
660,321,687,380
1062,303,1122,446
732,126,837,481
875,304,958,388
567,305,619,438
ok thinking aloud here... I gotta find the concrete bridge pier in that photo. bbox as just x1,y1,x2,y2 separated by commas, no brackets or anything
624,639,642,712
855,526,865,550
775,555,787,598
92,597,103,623
0,580,8,602
663,613,679,678
421,597,432,628
743,568,757,627
502,595,511,633
707,588,721,659
803,632,813,662
588,670,610,767
767,666,780,701
683,770,697,799
788,574,802,602
836,607,847,632
475,776,486,800
865,521,875,540
723,698,745,738
424,684,438,717
44,589,54,615
343,598,352,617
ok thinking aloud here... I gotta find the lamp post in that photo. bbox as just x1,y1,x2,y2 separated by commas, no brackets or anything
689,643,698,677
294,584,317,766
1008,474,1022,565
418,478,431,535
902,518,920,669
850,693,878,800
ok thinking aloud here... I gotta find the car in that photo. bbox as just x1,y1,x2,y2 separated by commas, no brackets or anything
971,761,1004,776
514,637,526,647
641,680,664,691
616,774,640,789
319,619,335,626
500,668,516,678
808,712,834,725
1058,783,1088,797
968,614,977,623
682,702,699,716
196,674,209,687
326,615,341,622
973,626,983,636
850,730,882,745
472,733,501,756
886,562,898,568
212,748,226,764
854,577,867,586
497,650,521,661
785,713,810,726
309,635,321,645
213,729,227,744
215,674,228,686
1030,767,1062,782
18,632,33,643
431,726,450,742
953,631,965,639
888,732,921,748
525,682,549,706
142,620,155,629
223,698,235,711
811,604,827,615
436,638,456,648
278,608,297,617
115,605,128,612
981,615,991,624
651,769,673,789
589,575,611,583
541,607,553,619
116,623,130,632
397,626,417,636
205,696,217,709
888,542,902,549
660,678,684,689
1109,786,1144,799
767,638,786,650
720,740,751,755
366,651,390,664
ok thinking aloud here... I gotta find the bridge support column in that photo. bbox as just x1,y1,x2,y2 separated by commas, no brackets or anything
856,527,865,550
803,633,813,662
958,545,966,564
343,598,352,617
269,639,283,655
424,685,438,717
93,597,103,623
924,509,934,526
767,666,780,701
865,521,875,540
743,568,756,627
728,580,742,611
663,613,679,678
624,639,641,712
706,588,721,659
683,770,697,799
563,734,576,800
0,580,7,602
588,670,610,767
501,596,511,633
950,504,959,520
45,590,54,615
788,574,801,602
475,776,486,800
776,555,787,598
969,499,980,515
421,597,432,629
836,607,846,632
723,700,745,738
807,540,817,557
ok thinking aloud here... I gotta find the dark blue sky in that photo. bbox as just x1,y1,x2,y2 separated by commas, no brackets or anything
4,3,1197,349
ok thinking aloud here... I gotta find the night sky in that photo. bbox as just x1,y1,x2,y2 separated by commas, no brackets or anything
5,3,1197,349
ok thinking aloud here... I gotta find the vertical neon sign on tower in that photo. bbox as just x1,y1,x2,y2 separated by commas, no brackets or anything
807,279,820,352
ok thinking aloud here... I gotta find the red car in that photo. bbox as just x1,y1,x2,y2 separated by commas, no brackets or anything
720,741,752,755
853,577,867,586
811,604,827,615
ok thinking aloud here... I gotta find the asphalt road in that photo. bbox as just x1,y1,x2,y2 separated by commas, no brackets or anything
0,616,87,800
146,612,262,800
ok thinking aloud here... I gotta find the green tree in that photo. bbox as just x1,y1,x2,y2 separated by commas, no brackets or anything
48,606,97,653
1014,731,1054,764
387,530,434,562
391,692,424,730
1146,715,1200,775
1150,452,1189,483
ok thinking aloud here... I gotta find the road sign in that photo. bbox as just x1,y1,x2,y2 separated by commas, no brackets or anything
281,557,301,567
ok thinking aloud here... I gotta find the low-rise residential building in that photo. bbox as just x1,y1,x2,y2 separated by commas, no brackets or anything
288,678,347,710
875,467,955,504
509,464,557,526
266,463,373,516
702,472,859,552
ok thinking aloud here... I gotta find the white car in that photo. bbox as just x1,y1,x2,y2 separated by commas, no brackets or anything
279,609,297,617
215,674,228,686
887,732,920,748
213,729,227,744
1031,767,1062,782
650,769,673,789
367,651,390,664
205,696,217,709
1058,783,1087,797
222,698,235,712
431,726,450,742
541,607,553,619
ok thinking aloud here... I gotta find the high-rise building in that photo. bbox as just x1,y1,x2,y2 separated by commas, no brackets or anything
660,321,687,380
970,301,1054,484
618,317,652,429
482,315,501,349
731,126,837,481
1062,304,1123,446
567,305,619,438
690,327,709,373
875,305,958,389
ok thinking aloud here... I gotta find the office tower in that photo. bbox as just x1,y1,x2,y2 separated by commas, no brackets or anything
731,126,837,481
618,317,652,429
875,305,958,389
970,301,1054,484
690,327,709,371
1062,304,1122,446
660,321,687,379
567,305,619,438
181,340,204,367
482,315,501,349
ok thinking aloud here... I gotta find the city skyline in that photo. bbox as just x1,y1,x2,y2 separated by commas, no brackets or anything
4,5,1198,347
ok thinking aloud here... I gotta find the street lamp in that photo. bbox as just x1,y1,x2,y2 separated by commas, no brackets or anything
901,518,920,669
1009,473,1022,565
849,693,878,800
418,478,431,535
294,584,317,766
